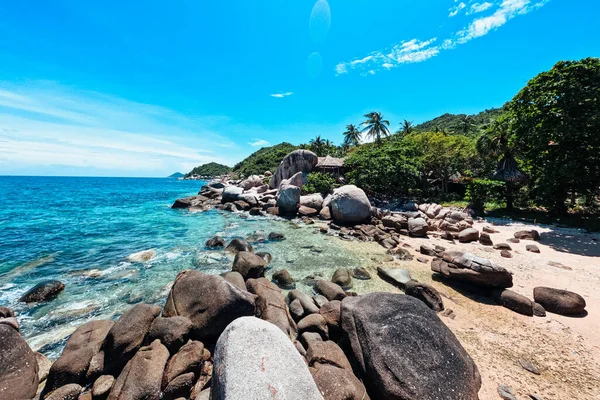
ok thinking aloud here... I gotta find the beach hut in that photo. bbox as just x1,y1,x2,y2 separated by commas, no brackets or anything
315,156,345,177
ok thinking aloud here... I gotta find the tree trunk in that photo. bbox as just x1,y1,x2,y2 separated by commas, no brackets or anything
506,182,514,211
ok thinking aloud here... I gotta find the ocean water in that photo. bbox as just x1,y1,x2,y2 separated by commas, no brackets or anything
0,176,359,358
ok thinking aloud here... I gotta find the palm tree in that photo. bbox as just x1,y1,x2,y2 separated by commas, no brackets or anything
457,115,475,135
361,111,391,145
309,135,325,156
397,119,414,136
342,124,362,147
476,117,526,210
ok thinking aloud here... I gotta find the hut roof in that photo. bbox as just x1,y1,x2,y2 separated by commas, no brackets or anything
491,155,527,183
316,156,345,168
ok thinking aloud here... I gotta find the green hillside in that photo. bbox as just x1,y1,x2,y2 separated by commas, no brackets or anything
233,142,299,177
413,107,505,135
184,162,231,178
168,172,184,178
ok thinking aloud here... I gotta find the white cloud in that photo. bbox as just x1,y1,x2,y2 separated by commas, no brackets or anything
468,2,494,14
0,82,239,175
449,2,467,17
335,0,549,76
270,91,294,98
249,139,270,147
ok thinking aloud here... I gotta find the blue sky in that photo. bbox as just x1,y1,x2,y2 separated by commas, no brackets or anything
0,0,598,176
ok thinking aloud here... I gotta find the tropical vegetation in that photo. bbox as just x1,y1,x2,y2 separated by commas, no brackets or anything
185,162,231,178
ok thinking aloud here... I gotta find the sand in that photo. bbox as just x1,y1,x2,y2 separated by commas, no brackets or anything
336,219,600,400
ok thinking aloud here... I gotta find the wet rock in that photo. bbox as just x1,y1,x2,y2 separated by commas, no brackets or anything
495,289,534,316
533,287,586,316
162,341,205,390
255,251,273,265
232,251,267,280
404,280,444,312
268,232,286,241
272,269,295,289
497,383,518,400
288,290,320,315
297,314,328,340
211,317,323,399
247,278,297,338
92,375,115,399
205,236,225,248
44,320,114,394
315,280,346,301
45,383,82,400
19,280,65,303
432,251,513,288
526,244,541,253
341,293,481,399
331,268,353,290
146,316,192,354
107,339,169,400
225,238,253,254
249,207,263,216
330,185,372,224
172,195,208,209
220,271,246,291
519,359,540,375
515,230,540,241
0,324,39,400
126,249,156,263
0,306,14,318
408,218,428,237
458,228,479,243
163,271,256,342
377,267,411,289
351,267,371,280
233,200,250,211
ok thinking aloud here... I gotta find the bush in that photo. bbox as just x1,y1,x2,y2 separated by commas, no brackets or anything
465,179,505,211
302,172,338,195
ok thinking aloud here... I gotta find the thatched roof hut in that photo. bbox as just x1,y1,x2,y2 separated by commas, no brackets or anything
315,156,345,176
491,155,526,183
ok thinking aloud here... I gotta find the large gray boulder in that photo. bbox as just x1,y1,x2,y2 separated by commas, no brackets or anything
300,193,324,210
221,186,243,203
341,293,481,399
239,175,263,190
43,320,114,394
146,316,192,354
432,251,513,289
0,324,39,400
107,339,169,400
269,150,319,189
279,171,304,191
408,218,429,237
163,271,256,342
330,185,371,224
276,184,301,214
211,317,323,400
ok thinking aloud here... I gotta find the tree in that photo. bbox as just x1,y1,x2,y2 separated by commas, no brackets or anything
397,119,414,136
476,115,525,210
342,124,362,147
509,58,600,214
309,135,325,156
361,111,391,145
456,115,475,135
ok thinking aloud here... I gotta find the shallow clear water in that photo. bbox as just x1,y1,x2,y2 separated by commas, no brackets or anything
0,176,359,358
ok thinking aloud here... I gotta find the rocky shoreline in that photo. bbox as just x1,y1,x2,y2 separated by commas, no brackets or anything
1,150,592,400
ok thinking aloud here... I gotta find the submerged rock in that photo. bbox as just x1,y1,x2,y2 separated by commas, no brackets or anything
205,236,226,248
212,317,323,400
19,280,65,303
126,249,156,263
225,238,253,254
341,293,481,400
272,269,295,289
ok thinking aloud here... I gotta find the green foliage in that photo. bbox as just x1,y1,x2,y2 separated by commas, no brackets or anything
344,141,420,197
302,172,338,195
465,179,505,211
233,142,299,177
361,111,391,145
342,124,362,148
413,108,505,136
509,57,600,214
185,162,231,178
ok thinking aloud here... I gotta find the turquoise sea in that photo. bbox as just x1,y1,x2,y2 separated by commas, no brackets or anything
0,176,360,358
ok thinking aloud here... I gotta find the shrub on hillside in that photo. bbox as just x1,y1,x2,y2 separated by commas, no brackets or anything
302,172,338,195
